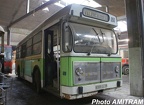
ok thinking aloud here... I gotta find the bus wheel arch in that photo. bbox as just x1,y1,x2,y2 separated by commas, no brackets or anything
32,66,41,93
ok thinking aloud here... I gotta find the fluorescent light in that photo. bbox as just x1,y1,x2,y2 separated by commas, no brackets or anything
61,0,101,8
118,39,129,42
43,7,49,11
42,2,49,11
44,0,101,9
81,0,101,8
54,2,65,8
118,44,128,46
115,20,127,32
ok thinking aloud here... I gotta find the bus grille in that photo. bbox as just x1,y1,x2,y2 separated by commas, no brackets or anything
101,62,121,81
73,62,100,85
73,61,121,85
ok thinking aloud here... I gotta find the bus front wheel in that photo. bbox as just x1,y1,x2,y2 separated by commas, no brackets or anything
33,69,41,94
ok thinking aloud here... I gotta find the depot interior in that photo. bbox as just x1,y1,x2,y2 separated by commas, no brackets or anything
0,0,143,101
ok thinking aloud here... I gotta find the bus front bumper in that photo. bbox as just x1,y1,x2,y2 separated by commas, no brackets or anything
61,80,122,100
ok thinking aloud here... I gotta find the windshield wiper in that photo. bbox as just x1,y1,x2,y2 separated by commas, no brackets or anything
87,28,99,55
100,29,112,56
100,29,105,42
92,28,100,43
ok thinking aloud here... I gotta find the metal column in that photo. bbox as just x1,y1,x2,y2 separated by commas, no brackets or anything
125,0,144,96
7,29,11,45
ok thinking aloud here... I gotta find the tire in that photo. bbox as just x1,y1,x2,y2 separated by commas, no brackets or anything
33,69,41,94
122,65,129,75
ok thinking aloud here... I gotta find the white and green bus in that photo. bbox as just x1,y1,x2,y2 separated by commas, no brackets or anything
16,4,122,100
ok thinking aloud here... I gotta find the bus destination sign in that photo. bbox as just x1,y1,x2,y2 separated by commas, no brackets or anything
82,8,109,22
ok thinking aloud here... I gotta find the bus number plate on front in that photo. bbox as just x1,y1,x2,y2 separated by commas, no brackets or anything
95,84,107,90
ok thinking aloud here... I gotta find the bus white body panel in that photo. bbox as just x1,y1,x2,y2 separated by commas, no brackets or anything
61,80,122,99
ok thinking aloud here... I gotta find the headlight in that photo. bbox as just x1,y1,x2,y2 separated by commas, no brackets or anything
115,66,119,73
75,67,84,76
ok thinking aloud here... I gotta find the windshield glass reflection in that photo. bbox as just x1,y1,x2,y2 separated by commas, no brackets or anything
70,23,117,54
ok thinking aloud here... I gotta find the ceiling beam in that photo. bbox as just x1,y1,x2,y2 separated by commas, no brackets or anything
8,0,60,28
10,0,25,24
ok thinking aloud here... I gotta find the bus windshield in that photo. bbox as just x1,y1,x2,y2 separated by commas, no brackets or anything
0,46,12,61
70,23,117,54
4,47,12,61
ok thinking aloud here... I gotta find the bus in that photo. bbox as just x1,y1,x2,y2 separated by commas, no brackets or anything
16,4,122,100
3,45,13,74
0,45,13,74
0,26,4,73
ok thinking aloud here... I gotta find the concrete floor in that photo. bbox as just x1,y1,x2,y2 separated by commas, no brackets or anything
5,74,144,105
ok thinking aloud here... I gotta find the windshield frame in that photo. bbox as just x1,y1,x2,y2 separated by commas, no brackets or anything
69,22,118,55
62,22,73,53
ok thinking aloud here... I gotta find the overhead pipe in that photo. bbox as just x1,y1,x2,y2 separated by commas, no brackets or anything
102,5,109,13
26,0,30,13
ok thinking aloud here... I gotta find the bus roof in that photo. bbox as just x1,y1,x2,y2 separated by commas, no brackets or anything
17,4,117,46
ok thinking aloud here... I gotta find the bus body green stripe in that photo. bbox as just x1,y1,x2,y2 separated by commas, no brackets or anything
60,57,100,86
16,58,44,80
60,56,121,86
60,57,69,86
101,57,121,62
25,60,32,76
17,56,121,86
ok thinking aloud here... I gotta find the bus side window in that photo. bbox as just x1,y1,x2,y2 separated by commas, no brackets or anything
21,44,26,58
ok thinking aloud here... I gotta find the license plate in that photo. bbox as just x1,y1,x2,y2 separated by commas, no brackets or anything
95,84,107,90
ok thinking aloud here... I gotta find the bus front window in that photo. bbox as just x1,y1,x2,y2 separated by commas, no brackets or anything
70,23,117,54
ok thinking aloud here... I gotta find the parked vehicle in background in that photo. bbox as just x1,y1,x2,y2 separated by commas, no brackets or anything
0,26,4,73
122,58,129,75
3,45,12,74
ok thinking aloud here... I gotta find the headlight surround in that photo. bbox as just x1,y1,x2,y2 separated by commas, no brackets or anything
75,67,84,76
115,66,119,73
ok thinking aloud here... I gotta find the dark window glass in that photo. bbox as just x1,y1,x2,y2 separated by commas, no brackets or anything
33,42,41,55
16,47,19,59
21,44,26,58
27,39,32,47
27,46,32,56
19,47,21,58
33,32,42,44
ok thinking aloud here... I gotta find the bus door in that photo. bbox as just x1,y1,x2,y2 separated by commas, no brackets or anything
44,29,57,87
